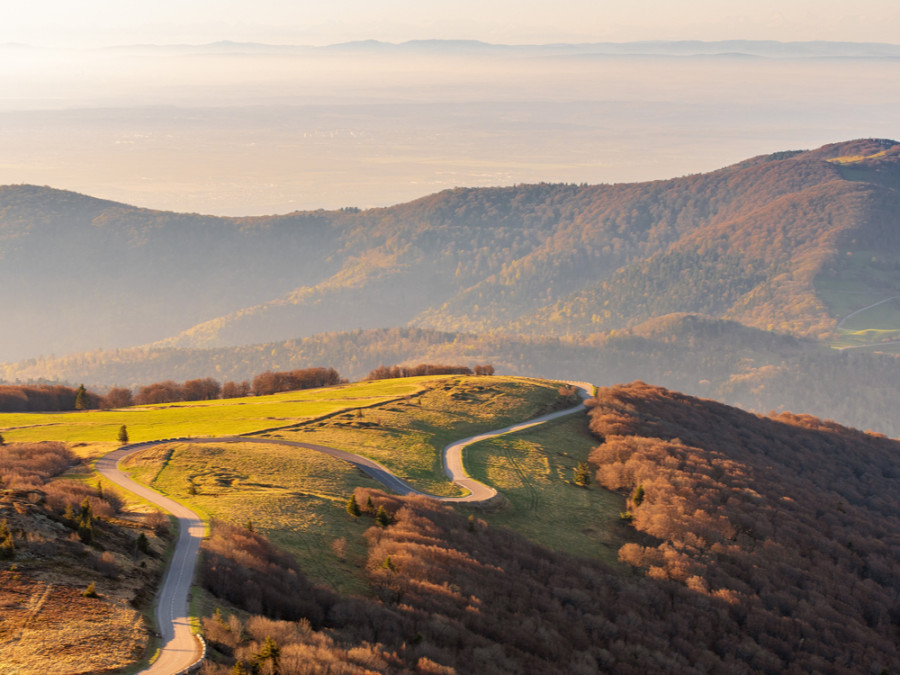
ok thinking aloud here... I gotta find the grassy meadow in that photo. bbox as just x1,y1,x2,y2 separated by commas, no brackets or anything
0,378,428,455
269,376,568,496
463,412,627,565
106,375,586,590
4,374,618,595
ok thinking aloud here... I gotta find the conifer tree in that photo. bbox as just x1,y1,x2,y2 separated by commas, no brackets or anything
0,519,14,560
117,425,129,444
346,494,361,518
574,461,592,487
255,636,280,674
375,505,391,528
74,384,88,410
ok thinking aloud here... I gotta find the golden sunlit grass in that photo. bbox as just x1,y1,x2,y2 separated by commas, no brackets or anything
0,378,428,456
464,412,627,566
271,376,565,496
0,571,149,675
827,150,888,164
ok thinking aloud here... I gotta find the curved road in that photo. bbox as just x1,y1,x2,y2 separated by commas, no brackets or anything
96,445,205,675
98,380,593,674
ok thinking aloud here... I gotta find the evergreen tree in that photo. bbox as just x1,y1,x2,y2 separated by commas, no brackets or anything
346,494,361,518
78,497,94,543
255,636,280,674
574,461,592,487
0,432,5,445
117,425,129,444
631,484,645,507
0,519,14,560
375,505,392,528
74,384,88,410
136,532,151,555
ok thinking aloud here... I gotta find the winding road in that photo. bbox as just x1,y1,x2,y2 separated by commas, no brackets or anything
98,381,593,674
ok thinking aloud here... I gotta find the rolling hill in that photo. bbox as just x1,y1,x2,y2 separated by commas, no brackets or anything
6,375,900,673
2,138,899,436
2,138,899,363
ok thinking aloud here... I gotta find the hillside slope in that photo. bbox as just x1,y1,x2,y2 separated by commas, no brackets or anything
189,382,900,674
3,138,898,362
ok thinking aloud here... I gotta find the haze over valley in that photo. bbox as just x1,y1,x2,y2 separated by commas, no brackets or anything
2,40,899,214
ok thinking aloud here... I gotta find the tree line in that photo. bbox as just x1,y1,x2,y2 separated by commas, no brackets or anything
364,363,494,380
0,363,498,412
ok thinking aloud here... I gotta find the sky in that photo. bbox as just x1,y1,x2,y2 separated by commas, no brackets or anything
0,2,898,215
3,0,900,47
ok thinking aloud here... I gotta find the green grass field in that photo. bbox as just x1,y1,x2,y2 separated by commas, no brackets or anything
0,378,428,453
124,440,383,594
265,376,568,496
5,374,618,592
463,412,627,565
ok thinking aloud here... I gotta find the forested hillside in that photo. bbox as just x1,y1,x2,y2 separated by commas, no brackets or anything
2,138,898,363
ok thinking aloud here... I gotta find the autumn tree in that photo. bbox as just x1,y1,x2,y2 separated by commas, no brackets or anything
183,378,221,401
222,380,251,399
103,387,133,409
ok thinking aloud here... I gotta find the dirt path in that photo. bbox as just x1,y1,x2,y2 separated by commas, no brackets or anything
97,380,593,673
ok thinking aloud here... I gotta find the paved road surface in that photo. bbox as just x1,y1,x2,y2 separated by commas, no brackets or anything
96,445,204,675
97,379,593,673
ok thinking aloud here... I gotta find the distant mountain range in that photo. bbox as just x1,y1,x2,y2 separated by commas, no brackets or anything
6,39,900,59
2,138,899,434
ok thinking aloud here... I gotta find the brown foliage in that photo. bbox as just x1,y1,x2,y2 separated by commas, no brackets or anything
364,364,473,381
251,367,343,396
587,381,900,671
199,522,329,624
0,384,100,412
0,442,77,490
101,386,133,409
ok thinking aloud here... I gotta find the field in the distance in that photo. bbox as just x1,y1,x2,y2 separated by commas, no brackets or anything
0,378,428,454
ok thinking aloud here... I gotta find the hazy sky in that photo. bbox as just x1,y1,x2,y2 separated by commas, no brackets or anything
4,0,900,47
